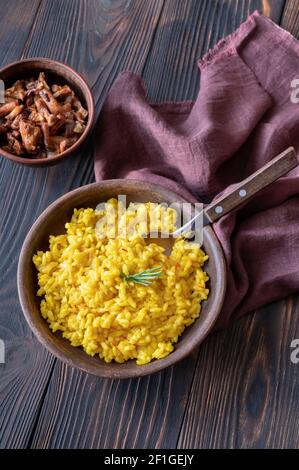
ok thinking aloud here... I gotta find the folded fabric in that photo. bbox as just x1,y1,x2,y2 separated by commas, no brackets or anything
94,10,299,329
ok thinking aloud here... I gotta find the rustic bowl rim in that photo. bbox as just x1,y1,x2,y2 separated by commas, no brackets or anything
17,180,227,379
0,57,95,165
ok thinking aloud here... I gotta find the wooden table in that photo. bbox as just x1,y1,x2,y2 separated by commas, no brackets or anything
1,0,298,449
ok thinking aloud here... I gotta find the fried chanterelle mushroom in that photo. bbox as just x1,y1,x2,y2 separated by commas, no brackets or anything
0,72,88,158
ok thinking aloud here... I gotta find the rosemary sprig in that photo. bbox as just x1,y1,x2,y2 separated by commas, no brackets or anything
122,267,162,286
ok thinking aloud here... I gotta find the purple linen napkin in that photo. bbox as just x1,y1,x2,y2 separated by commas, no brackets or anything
94,11,299,328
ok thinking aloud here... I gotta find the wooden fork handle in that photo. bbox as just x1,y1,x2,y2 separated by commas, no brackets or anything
204,146,297,223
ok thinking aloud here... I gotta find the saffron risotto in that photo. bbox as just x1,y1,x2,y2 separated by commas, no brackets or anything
33,199,209,365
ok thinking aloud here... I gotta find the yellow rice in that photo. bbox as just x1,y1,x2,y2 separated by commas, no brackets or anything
33,199,209,365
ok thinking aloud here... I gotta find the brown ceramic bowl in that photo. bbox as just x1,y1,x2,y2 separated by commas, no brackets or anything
0,58,95,166
17,180,226,379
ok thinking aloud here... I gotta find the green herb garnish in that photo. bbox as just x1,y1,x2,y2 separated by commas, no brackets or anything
122,267,162,286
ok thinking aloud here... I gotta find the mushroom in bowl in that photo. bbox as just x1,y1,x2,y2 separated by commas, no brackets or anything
0,58,95,166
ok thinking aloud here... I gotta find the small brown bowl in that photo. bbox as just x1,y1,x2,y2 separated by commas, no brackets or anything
17,180,226,379
0,58,95,166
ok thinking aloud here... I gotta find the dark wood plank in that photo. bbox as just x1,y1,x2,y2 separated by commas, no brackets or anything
2,0,293,450
0,0,166,449
142,0,285,103
178,298,299,448
30,354,198,449
281,0,299,38
28,0,287,449
0,0,58,451
22,0,195,450
177,1,299,448
0,0,41,66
